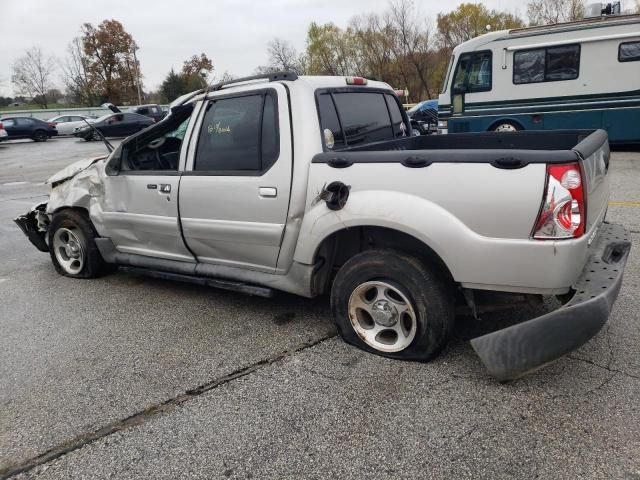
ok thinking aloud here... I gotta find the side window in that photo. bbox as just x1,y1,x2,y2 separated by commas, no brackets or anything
2,119,15,127
317,93,345,150
332,92,393,146
514,44,580,84
122,105,194,172
137,107,149,115
452,51,492,93
545,45,580,81
384,94,407,138
467,51,492,92
194,92,279,173
452,53,472,93
514,49,545,84
17,118,34,125
619,41,640,62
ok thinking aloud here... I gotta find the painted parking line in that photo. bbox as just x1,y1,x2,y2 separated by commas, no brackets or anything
2,181,29,186
609,201,640,207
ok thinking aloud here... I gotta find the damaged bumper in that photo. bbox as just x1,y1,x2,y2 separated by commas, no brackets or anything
14,203,50,253
471,222,631,381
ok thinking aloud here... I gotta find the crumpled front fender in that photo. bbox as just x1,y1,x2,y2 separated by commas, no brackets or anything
14,203,50,252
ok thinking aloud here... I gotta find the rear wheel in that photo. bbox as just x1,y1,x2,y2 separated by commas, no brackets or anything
491,121,520,132
48,209,112,278
33,130,48,142
330,249,455,361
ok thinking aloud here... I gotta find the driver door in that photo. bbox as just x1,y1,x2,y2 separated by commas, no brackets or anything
100,105,199,262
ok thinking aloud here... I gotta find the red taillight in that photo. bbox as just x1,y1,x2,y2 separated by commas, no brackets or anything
48,122,57,128
345,76,367,86
533,162,585,239
0,122,3,130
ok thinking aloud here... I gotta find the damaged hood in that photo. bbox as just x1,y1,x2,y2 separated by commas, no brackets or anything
46,156,107,186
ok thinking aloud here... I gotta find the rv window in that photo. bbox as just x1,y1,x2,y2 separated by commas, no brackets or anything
619,42,640,62
452,51,492,93
513,44,579,84
514,50,545,84
545,45,580,81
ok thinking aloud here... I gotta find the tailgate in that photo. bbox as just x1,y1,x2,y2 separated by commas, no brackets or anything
574,129,610,232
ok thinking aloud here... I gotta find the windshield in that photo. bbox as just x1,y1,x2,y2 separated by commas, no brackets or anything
440,54,455,94
407,102,425,114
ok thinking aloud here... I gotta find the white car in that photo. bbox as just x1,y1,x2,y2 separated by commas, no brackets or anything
0,125,7,141
47,115,95,135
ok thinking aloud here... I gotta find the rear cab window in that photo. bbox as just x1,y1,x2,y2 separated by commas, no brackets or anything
316,89,407,151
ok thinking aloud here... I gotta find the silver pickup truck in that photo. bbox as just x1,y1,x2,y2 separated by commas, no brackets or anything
15,72,631,381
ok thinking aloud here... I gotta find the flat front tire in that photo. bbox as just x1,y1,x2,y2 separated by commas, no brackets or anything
331,249,455,361
48,209,111,278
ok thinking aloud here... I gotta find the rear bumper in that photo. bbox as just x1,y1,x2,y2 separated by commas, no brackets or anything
471,222,631,381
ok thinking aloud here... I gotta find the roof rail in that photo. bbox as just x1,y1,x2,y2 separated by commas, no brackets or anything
208,71,299,93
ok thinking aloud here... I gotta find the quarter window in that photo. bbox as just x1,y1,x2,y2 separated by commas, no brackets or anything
514,44,580,84
619,41,640,62
194,92,279,173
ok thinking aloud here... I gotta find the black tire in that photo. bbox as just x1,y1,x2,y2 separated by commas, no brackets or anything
490,121,521,132
330,249,455,362
33,130,48,142
92,130,102,141
48,209,112,278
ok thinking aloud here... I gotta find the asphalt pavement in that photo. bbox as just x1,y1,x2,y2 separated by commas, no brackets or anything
0,138,638,479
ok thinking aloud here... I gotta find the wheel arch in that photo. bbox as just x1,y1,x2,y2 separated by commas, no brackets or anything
308,225,454,297
487,118,525,131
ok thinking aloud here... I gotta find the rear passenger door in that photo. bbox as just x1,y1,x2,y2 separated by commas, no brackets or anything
179,85,292,272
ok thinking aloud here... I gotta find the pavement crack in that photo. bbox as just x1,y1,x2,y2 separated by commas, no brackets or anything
567,355,640,381
0,333,336,480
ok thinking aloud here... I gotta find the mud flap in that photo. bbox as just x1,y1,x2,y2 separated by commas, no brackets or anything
471,223,631,381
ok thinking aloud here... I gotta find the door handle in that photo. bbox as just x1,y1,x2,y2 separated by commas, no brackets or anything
259,187,277,198
159,184,171,193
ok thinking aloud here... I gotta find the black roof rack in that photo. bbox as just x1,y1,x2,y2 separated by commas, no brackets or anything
207,71,299,93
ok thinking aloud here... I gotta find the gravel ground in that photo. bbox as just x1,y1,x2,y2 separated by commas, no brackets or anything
0,138,638,479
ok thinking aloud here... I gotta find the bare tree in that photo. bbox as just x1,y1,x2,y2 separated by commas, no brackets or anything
387,0,433,98
11,47,57,108
527,0,585,25
62,37,96,106
260,38,306,74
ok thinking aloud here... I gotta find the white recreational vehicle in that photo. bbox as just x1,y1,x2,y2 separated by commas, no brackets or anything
438,13,640,144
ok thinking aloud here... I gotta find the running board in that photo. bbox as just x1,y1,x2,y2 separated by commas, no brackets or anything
119,266,275,298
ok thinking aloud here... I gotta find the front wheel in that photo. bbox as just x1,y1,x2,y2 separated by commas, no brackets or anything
330,249,455,361
33,130,48,142
48,209,112,278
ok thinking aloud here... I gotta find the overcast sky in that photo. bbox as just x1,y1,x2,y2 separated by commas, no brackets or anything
0,0,529,97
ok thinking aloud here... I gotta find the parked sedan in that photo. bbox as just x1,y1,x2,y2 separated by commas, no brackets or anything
48,114,95,135
0,117,58,142
131,104,166,123
73,113,154,141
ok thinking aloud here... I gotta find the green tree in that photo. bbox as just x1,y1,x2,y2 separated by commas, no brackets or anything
159,68,187,103
437,3,525,50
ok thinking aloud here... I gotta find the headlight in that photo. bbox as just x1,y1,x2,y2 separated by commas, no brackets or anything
438,120,448,128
